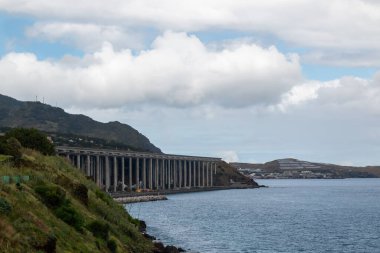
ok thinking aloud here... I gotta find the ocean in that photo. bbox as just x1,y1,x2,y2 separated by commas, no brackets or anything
127,179,380,253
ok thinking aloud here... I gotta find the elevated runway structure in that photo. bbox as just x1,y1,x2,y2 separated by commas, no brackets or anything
56,146,221,192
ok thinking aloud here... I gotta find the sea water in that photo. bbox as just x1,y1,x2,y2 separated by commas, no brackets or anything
127,179,380,253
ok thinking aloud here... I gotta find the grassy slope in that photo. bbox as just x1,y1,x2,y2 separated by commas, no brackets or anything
0,150,153,253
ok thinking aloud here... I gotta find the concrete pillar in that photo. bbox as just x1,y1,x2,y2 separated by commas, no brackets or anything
179,160,182,188
198,161,201,187
149,158,153,189
173,160,177,189
86,155,90,176
183,160,188,187
96,156,100,186
155,159,159,189
99,157,103,187
211,162,215,187
105,156,110,192
193,161,196,187
129,157,133,191
189,160,192,188
165,159,168,189
113,156,117,192
167,160,171,189
161,159,165,189
76,154,80,170
206,162,210,187
142,158,146,190
202,162,205,187
121,157,125,192
136,157,140,190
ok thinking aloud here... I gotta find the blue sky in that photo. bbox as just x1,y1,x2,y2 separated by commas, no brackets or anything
1,1,380,165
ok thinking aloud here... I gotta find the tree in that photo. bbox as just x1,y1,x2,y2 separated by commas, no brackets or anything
5,128,55,155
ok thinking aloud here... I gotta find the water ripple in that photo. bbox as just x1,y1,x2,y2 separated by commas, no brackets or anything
127,179,380,253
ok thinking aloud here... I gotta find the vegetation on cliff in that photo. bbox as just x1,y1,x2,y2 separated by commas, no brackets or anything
0,147,153,252
214,161,259,187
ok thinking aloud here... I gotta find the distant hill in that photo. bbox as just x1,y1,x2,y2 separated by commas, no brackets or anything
231,158,380,178
0,94,161,153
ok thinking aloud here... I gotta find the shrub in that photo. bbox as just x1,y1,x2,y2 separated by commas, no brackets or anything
107,239,117,253
34,185,66,208
95,189,111,205
5,128,55,155
73,183,88,206
44,234,57,253
55,175,73,189
54,204,84,231
4,137,22,166
87,220,110,240
0,197,12,215
0,136,7,154
34,233,57,253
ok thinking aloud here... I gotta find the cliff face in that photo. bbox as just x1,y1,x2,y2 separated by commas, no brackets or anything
0,94,161,153
215,161,259,187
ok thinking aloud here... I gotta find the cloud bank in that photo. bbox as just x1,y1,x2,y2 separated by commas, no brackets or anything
0,32,301,108
2,0,380,62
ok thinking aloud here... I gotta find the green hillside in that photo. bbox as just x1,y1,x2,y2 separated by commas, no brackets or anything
0,150,153,253
0,94,161,153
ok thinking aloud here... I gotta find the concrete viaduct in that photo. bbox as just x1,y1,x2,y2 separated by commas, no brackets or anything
56,146,221,193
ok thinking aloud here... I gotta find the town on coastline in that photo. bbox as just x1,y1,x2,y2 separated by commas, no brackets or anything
232,158,380,179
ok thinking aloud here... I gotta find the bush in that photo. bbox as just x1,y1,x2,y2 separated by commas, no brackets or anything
5,128,55,155
73,183,88,206
34,233,57,253
107,239,117,253
34,185,66,208
54,204,84,231
0,136,7,154
4,137,23,166
87,220,110,240
0,197,12,215
44,234,57,253
34,185,85,231
95,189,111,205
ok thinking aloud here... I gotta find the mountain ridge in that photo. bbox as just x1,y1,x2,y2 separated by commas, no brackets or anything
0,94,161,153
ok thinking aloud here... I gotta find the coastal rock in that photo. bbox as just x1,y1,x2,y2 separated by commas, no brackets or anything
139,220,147,233
143,232,156,240
152,242,184,253
164,245,181,253
153,242,165,253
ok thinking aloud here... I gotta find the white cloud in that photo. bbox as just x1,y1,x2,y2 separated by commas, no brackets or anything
0,31,302,109
2,0,380,53
277,74,380,115
26,22,145,51
218,150,239,163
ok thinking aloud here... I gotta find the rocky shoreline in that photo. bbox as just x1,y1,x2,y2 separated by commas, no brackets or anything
138,220,186,253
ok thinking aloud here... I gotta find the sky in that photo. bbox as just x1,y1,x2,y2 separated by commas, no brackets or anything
0,0,380,165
